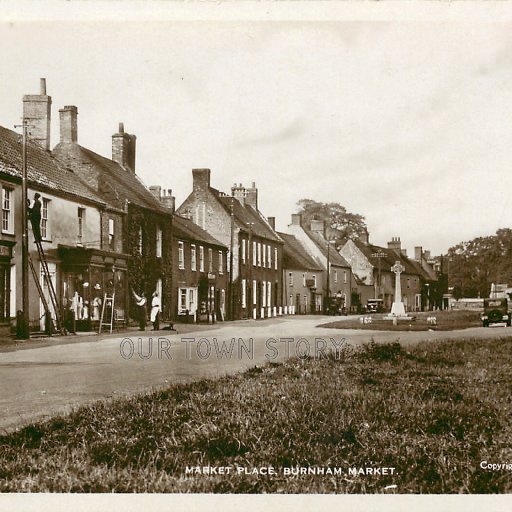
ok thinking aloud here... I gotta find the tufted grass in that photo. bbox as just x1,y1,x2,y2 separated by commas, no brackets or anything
0,336,511,493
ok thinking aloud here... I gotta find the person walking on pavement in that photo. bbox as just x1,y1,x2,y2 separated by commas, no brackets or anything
150,291,161,331
27,192,42,242
131,288,147,331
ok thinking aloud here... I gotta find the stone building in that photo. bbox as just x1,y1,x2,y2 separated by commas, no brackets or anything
177,170,283,320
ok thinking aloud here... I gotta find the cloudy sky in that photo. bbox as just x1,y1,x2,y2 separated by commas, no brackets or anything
2,2,512,255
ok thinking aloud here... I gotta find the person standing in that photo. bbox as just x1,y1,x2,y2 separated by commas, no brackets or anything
150,291,161,331
28,192,42,242
131,288,147,331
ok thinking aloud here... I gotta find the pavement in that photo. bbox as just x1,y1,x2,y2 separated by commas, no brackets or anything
1,315,511,433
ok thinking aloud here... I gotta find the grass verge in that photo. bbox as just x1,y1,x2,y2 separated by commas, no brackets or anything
1,336,511,492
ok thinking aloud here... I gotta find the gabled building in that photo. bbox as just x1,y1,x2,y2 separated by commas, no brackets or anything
177,170,283,320
53,107,174,324
339,234,435,312
172,214,228,322
279,232,324,314
287,214,353,311
0,79,127,334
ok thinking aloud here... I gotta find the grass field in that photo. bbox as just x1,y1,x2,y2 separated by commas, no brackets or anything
1,336,511,493
320,310,483,331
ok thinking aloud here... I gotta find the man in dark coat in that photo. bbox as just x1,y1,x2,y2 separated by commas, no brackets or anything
28,193,42,242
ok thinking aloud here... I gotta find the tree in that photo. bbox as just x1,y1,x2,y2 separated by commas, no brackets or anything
446,228,512,298
296,199,367,243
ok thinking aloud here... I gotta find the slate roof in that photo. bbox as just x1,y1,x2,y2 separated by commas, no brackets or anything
173,214,227,249
53,142,170,213
216,194,282,243
278,232,323,271
0,125,106,206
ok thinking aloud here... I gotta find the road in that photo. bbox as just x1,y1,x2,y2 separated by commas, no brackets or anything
1,315,510,433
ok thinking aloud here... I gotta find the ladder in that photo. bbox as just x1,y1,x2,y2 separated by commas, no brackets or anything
98,292,115,334
33,240,65,335
28,256,56,335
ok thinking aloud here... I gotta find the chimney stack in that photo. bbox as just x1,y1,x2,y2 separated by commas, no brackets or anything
231,183,246,205
290,213,302,226
414,246,423,262
23,78,52,150
359,228,370,245
149,185,162,200
112,122,136,172
245,181,258,209
387,236,402,254
192,168,211,192
267,216,276,230
161,189,175,212
310,219,326,237
59,105,78,144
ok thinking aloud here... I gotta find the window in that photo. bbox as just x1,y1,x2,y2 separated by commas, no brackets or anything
334,270,338,284
313,274,317,289
262,281,266,307
178,241,185,269
77,207,85,243
108,218,115,249
137,226,143,255
268,245,271,268
288,272,293,286
257,242,261,267
191,245,197,271
242,279,246,308
2,188,13,233
344,270,347,284
41,198,50,240
253,241,257,266
156,226,162,258
303,273,306,287
262,244,266,268
218,251,223,274
267,281,271,307
178,287,198,314
242,239,246,264
274,247,278,270
208,248,213,273
199,246,204,272
253,279,257,305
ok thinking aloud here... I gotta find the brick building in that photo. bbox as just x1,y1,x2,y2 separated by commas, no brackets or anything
53,108,174,324
177,170,283,320
172,214,228,322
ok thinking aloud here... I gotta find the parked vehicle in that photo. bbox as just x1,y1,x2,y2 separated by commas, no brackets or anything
367,298,384,314
481,298,510,327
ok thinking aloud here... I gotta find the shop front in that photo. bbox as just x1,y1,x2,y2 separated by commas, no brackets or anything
58,245,129,332
0,241,15,336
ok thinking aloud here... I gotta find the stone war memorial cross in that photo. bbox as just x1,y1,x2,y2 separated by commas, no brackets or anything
385,260,411,320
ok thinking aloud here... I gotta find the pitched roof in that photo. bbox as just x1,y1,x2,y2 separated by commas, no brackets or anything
216,194,282,243
278,232,323,271
173,214,227,249
0,125,106,205
305,229,351,268
53,142,170,213
351,239,431,279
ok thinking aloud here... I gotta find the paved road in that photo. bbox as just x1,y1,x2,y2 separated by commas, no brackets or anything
1,316,510,433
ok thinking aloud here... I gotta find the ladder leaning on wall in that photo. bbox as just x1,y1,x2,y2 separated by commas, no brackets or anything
98,292,115,334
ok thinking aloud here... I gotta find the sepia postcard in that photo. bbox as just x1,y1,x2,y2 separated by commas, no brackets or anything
0,1,511,511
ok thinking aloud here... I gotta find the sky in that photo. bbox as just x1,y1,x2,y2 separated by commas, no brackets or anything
2,2,512,256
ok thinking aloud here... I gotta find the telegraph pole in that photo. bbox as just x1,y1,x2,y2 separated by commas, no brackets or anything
229,198,234,320
16,120,30,338
247,222,254,318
